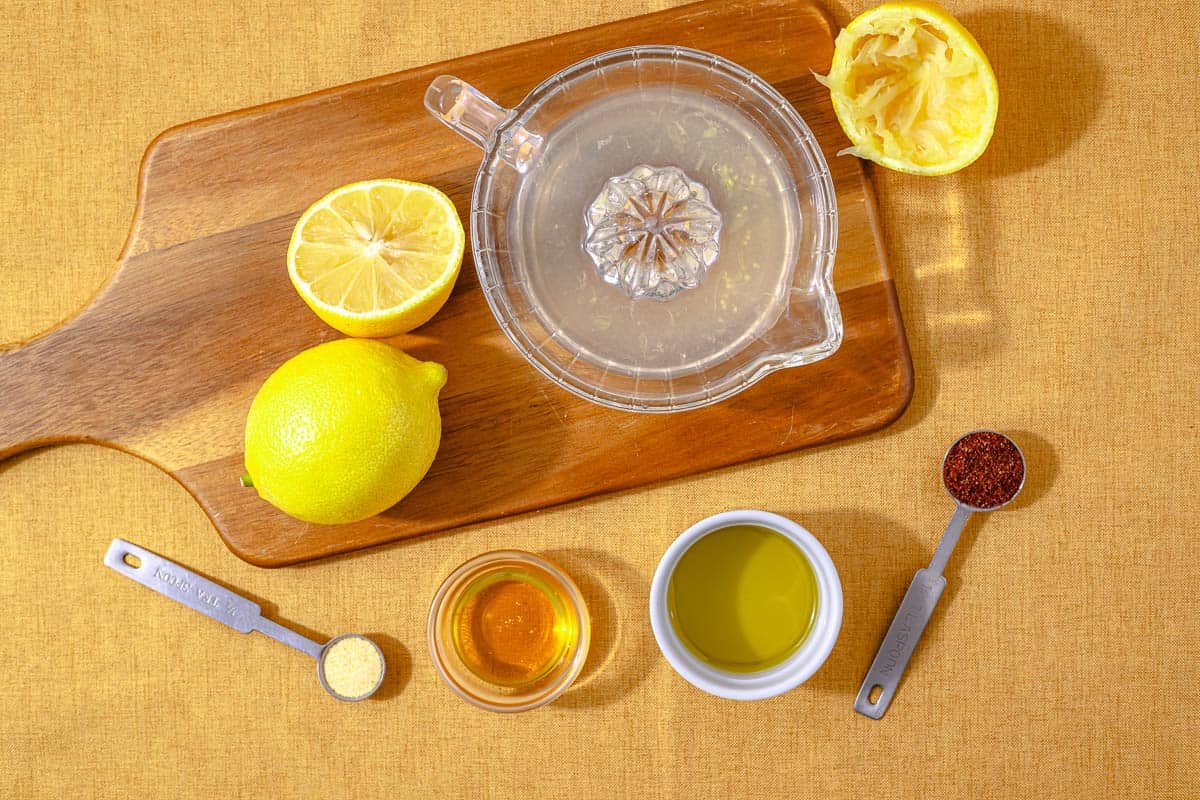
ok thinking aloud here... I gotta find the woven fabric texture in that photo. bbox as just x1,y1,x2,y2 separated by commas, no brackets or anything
1,1,1196,797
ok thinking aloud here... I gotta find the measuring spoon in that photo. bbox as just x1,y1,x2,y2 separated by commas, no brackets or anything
105,538,385,702
855,431,1026,719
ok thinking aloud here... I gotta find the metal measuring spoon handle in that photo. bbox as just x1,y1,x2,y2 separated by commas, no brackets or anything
853,504,971,718
855,430,1026,719
104,538,323,660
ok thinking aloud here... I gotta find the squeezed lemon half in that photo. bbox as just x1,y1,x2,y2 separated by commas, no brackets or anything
816,1,998,175
288,179,465,337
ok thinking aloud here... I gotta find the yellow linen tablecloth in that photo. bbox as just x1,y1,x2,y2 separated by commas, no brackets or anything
2,1,1197,797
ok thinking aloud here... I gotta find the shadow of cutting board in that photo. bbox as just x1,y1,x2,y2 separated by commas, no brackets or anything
0,0,912,566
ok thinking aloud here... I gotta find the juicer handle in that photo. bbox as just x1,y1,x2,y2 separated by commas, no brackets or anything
424,76,542,172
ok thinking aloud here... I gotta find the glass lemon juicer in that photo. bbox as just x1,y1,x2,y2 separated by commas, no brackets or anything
426,46,840,412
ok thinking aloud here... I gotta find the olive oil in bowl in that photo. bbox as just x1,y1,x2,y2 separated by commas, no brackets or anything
668,524,819,673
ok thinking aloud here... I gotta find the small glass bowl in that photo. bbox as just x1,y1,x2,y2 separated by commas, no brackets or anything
428,550,590,712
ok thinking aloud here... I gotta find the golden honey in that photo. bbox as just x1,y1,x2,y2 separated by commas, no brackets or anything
451,567,577,686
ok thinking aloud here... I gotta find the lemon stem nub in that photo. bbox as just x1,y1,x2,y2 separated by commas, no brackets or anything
240,473,255,489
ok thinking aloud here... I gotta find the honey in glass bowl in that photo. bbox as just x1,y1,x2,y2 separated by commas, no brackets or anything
453,566,580,686
429,551,589,712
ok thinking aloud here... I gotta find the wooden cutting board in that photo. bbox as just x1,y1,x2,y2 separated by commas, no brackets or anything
0,0,911,567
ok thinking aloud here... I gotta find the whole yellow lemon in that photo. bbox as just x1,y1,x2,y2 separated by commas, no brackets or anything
243,339,446,524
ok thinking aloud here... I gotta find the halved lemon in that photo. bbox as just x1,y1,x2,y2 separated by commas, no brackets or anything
288,179,465,337
816,1,998,175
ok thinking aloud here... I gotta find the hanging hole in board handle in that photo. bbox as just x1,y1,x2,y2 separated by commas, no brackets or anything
122,553,142,569
423,75,543,173
868,684,883,704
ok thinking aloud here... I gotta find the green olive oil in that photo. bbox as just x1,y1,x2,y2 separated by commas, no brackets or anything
667,524,818,673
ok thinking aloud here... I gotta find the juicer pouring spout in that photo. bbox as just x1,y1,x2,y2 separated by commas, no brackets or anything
424,76,542,172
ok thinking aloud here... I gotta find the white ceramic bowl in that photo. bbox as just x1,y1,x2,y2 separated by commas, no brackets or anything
649,510,843,700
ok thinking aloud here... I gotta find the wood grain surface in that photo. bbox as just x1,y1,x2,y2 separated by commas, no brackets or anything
0,0,911,566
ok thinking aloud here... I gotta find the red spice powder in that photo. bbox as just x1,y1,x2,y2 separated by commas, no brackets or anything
942,431,1025,509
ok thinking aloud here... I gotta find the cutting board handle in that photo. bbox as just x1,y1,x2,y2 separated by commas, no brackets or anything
0,325,109,460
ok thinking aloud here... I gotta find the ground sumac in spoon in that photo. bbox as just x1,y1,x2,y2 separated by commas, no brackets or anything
942,431,1024,509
